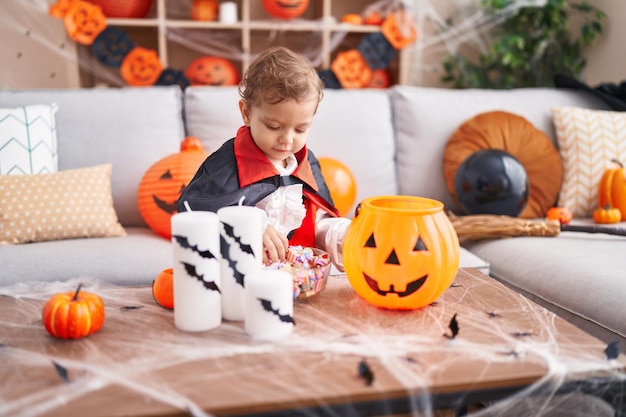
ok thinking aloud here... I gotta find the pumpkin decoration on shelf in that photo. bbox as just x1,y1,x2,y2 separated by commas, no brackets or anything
138,136,209,239
381,9,418,50
42,284,105,339
89,0,154,18
63,0,107,45
593,204,622,224
331,49,373,89
545,206,572,225
185,56,240,87
152,268,174,309
343,196,460,310
120,46,163,86
598,159,626,219
262,0,309,19
191,0,218,21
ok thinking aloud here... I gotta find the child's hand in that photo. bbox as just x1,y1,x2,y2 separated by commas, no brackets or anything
263,225,289,265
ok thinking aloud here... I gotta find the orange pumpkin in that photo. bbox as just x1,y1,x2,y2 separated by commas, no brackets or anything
366,69,391,88
598,159,626,219
341,14,363,25
191,0,218,21
593,204,622,224
42,283,105,339
363,11,384,25
381,9,417,49
185,56,240,86
152,268,174,309
318,157,357,217
343,196,460,310
331,49,373,89
49,0,80,18
63,0,107,45
120,46,163,86
262,0,309,19
138,136,209,239
546,206,572,225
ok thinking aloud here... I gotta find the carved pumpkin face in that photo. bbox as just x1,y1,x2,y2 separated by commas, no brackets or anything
138,136,209,239
63,0,107,45
185,56,240,86
92,26,136,67
262,0,309,19
120,46,163,86
343,196,460,310
331,49,373,89
381,9,418,49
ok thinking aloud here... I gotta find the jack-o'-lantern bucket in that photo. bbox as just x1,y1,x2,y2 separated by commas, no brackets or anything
343,196,460,310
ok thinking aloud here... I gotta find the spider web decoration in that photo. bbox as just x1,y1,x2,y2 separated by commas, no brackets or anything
0,269,624,416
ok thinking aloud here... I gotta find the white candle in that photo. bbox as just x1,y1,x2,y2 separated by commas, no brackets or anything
171,211,222,332
219,1,237,23
217,205,265,321
245,269,294,339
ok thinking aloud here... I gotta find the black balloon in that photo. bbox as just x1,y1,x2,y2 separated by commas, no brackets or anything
454,149,529,217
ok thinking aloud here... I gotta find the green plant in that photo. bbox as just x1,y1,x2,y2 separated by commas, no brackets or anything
441,0,606,89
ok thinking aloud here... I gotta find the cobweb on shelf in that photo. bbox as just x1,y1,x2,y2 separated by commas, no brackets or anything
0,268,623,417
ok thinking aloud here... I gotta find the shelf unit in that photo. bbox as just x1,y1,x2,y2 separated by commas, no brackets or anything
87,0,412,86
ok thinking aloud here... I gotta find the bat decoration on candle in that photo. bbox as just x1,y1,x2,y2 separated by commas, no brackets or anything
258,298,295,324
181,262,221,292
605,340,619,360
222,222,254,255
173,235,218,259
358,358,374,386
444,313,459,339
220,235,245,286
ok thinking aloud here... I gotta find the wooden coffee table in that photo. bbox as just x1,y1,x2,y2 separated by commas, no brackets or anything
0,268,624,417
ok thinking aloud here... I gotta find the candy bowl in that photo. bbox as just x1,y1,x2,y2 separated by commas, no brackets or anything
266,247,332,300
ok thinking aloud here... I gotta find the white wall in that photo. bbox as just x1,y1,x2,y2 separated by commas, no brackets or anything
584,0,626,85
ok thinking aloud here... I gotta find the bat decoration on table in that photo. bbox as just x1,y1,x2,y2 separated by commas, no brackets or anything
173,235,218,260
181,262,221,292
358,358,374,386
220,235,245,286
52,360,70,382
258,298,294,324
222,222,255,255
444,313,459,339
120,305,144,311
511,331,532,338
605,340,620,360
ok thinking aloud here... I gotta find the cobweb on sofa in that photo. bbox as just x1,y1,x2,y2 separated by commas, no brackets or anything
0,268,623,417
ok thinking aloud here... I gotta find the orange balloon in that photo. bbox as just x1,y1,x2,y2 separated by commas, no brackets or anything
318,157,357,217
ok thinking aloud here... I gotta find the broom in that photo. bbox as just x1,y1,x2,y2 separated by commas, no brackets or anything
447,212,626,241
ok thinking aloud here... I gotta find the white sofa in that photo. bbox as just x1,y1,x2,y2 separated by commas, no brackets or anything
1,85,623,348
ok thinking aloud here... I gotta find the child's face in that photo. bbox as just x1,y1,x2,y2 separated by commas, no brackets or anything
239,96,318,166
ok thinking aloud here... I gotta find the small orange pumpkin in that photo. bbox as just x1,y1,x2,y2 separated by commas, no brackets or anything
185,56,240,86
546,206,572,225
120,46,163,86
593,204,622,224
42,283,105,339
343,196,460,310
152,268,174,309
381,9,417,49
138,136,210,239
598,159,626,220
262,0,309,19
363,11,384,25
341,14,363,25
366,69,391,88
63,0,107,45
191,0,218,21
331,49,373,89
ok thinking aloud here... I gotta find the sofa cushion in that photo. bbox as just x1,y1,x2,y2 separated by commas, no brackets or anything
552,106,626,217
0,103,58,175
464,223,626,347
185,87,397,217
0,164,125,244
390,86,609,213
0,87,184,227
442,111,562,218
0,227,171,286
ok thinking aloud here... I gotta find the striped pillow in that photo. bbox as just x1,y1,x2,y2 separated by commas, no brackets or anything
553,106,626,217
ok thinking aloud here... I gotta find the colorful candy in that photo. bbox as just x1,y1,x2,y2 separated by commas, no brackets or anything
266,246,331,299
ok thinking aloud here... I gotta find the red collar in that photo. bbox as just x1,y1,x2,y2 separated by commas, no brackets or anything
234,126,319,191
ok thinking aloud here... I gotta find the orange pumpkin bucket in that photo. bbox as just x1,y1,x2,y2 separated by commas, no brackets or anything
343,196,460,310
